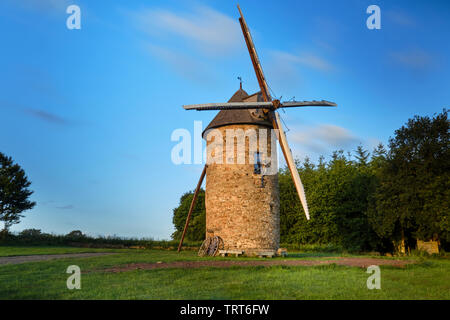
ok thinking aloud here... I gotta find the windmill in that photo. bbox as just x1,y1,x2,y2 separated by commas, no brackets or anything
177,5,337,256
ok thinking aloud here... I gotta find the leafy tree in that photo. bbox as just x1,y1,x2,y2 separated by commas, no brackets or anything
171,110,449,251
20,228,42,237
171,189,206,241
66,230,85,238
280,150,381,251
0,152,36,235
279,157,317,244
367,109,449,246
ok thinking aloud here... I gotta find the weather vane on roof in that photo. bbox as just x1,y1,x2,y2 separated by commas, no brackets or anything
237,76,243,90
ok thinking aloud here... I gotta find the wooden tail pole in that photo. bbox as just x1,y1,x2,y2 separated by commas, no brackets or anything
177,165,207,252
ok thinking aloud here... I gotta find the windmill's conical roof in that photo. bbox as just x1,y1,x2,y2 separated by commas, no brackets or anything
203,88,273,138
228,88,249,102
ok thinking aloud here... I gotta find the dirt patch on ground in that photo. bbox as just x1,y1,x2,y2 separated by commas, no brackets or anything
102,257,414,273
0,253,117,266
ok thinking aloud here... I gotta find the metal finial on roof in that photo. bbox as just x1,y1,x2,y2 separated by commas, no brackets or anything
237,76,242,90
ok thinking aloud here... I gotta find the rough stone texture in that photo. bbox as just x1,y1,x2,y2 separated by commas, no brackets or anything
205,124,280,255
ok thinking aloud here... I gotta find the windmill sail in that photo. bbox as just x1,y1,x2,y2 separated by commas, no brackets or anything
281,100,337,108
183,102,272,111
178,5,338,253
183,100,337,111
237,5,311,220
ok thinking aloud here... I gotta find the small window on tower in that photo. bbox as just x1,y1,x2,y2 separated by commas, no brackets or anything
254,152,262,174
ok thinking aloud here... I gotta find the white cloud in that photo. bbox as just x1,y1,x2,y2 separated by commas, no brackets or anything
265,50,335,92
386,10,416,27
314,40,336,53
145,44,214,83
287,124,361,159
132,6,241,56
271,50,335,73
265,53,303,92
390,49,433,70
10,0,71,13
127,5,241,84
314,124,359,146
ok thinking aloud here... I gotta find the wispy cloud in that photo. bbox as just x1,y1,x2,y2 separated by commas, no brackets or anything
271,50,335,73
314,40,336,53
386,10,416,27
24,108,70,125
289,124,361,156
266,53,303,91
7,0,71,13
127,5,240,84
131,6,241,56
145,44,214,83
266,50,336,91
56,205,74,210
390,49,433,70
314,124,360,146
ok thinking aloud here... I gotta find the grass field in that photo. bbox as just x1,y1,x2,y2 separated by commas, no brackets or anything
0,246,449,299
0,246,127,257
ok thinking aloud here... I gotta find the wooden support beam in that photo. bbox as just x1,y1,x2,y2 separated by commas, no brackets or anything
177,165,207,252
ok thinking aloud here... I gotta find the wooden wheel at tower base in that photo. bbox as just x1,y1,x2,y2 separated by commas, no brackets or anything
198,236,224,257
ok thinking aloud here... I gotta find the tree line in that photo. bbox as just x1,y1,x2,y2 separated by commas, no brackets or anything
172,109,449,252
1,110,448,252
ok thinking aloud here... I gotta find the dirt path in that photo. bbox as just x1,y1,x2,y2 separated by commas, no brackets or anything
0,252,117,266
103,257,414,273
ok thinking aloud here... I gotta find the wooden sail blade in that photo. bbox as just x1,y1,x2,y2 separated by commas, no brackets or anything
237,5,310,220
272,112,311,220
177,165,207,252
281,100,337,108
237,5,271,102
183,102,273,111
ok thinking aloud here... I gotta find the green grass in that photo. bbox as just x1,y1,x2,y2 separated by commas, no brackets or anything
0,246,129,257
0,247,449,299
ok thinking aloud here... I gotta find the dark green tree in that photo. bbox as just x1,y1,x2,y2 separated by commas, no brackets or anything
367,109,450,246
0,152,36,235
20,228,42,237
355,145,370,167
172,110,449,251
280,150,381,251
370,143,388,172
279,157,319,244
66,230,85,239
171,189,206,241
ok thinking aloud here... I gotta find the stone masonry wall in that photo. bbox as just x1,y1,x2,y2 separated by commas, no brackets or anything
204,124,280,254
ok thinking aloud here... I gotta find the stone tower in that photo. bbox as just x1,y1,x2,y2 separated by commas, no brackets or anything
203,87,280,256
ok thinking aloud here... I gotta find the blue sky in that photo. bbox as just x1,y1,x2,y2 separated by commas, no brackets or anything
0,0,449,239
